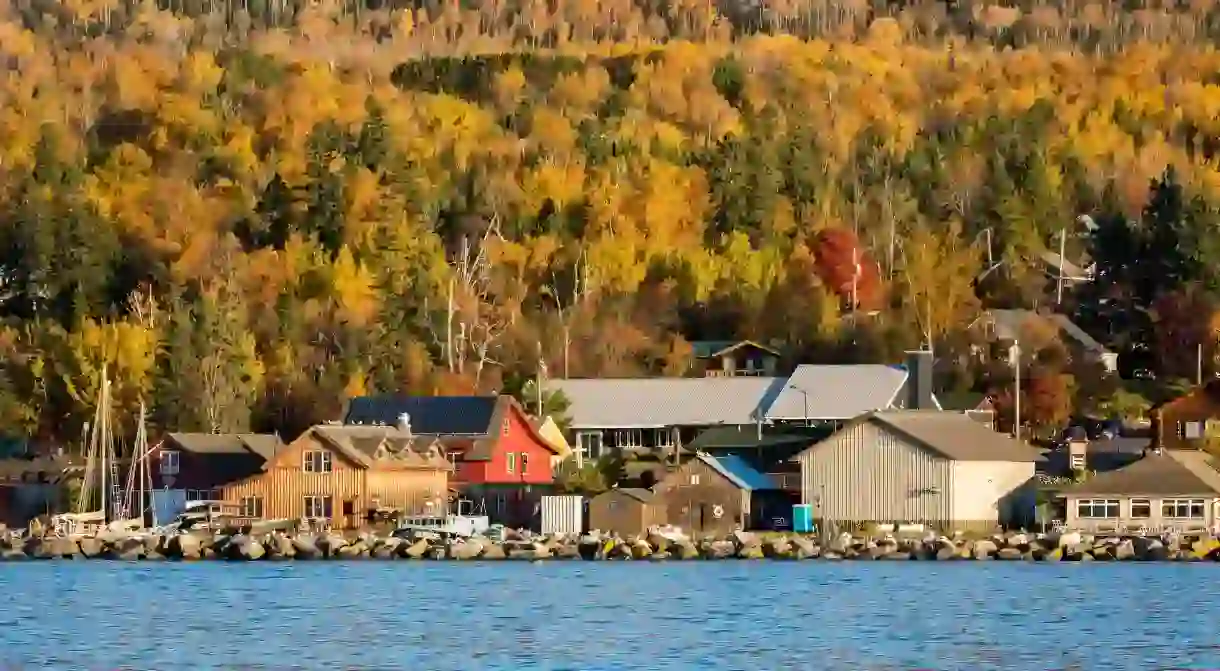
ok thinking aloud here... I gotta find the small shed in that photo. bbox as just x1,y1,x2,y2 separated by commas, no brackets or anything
588,488,664,537
654,452,786,535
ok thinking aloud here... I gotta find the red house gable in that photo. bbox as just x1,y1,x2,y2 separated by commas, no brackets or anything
344,394,558,486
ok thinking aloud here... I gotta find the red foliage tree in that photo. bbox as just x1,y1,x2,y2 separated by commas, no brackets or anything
1152,285,1218,380
811,228,883,311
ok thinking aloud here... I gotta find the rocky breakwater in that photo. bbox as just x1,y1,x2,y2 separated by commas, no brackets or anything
8,529,1220,563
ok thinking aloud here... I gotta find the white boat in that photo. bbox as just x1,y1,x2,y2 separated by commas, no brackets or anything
393,499,490,539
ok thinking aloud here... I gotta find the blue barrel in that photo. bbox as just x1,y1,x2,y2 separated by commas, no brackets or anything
792,504,813,533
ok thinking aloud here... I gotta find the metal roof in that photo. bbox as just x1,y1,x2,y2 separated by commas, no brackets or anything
867,411,1044,462
547,377,786,429
699,453,778,491
344,396,498,435
1060,450,1220,497
764,365,909,420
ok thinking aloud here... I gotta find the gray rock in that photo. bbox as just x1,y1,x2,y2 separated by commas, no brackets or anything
78,537,106,559
370,538,400,559
167,534,204,560
971,539,998,559
790,536,818,559
703,540,736,560
316,534,347,559
291,535,321,559
674,541,701,560
400,538,430,559
448,540,483,560
1114,539,1136,561
266,534,296,559
996,547,1023,560
480,542,507,559
763,536,793,559
336,540,368,559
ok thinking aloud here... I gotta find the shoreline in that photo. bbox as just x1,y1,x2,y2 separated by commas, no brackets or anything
5,530,1220,563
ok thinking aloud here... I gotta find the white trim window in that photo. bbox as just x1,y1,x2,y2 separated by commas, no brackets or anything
654,428,674,448
1162,499,1206,519
506,452,516,474
1129,499,1151,519
303,451,333,473
159,450,180,476
304,495,333,519
1076,499,1119,518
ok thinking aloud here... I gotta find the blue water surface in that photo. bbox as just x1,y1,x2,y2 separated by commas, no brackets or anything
0,561,1216,670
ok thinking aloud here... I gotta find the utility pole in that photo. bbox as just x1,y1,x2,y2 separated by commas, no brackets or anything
1056,227,1067,306
1013,339,1022,442
1198,343,1204,385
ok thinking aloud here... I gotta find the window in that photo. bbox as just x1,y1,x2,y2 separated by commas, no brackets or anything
303,451,333,473
187,489,222,502
1076,499,1119,518
578,432,603,459
502,419,511,436
342,500,355,516
655,428,674,448
506,452,516,473
1130,499,1151,519
1178,422,1204,439
616,429,642,448
159,450,180,476
1162,499,1206,519
1069,453,1085,470
239,497,263,518
690,474,700,486
304,496,333,519
520,453,529,475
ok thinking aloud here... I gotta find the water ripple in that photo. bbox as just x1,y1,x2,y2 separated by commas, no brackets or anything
1,562,1219,669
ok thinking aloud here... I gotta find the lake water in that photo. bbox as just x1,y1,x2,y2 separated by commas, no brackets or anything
0,561,1217,670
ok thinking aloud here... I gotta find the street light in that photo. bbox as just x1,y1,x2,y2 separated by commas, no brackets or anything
788,384,810,427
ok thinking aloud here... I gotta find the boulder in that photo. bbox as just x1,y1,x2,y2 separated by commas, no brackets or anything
369,538,400,560
400,538,431,559
291,535,321,559
1114,539,1136,561
167,534,204,560
267,534,297,559
971,539,998,560
1190,537,1220,559
111,537,147,561
480,542,507,559
78,537,107,559
828,532,854,554
763,536,793,559
790,536,819,559
577,535,603,560
336,540,368,559
731,530,760,551
649,550,671,561
224,536,265,561
1054,531,1082,548
316,534,348,559
736,543,765,559
646,532,671,554
1005,533,1029,548
45,536,80,559
702,540,736,560
22,537,52,560
448,539,483,560
550,542,581,560
1133,536,1164,560
630,539,653,560
675,541,701,560
996,547,1023,561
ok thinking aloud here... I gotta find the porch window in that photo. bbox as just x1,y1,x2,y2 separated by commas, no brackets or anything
239,497,263,518
507,452,516,473
1162,499,1206,519
159,450,180,476
616,429,643,448
303,451,333,473
304,495,333,519
1130,499,1151,519
655,428,674,448
1076,499,1119,518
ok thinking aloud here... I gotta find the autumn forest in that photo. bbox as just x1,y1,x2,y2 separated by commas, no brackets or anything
0,0,1217,447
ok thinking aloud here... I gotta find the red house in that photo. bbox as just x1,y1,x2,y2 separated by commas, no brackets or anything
343,394,561,527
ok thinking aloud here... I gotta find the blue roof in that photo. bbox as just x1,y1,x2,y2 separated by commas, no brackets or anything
700,453,778,491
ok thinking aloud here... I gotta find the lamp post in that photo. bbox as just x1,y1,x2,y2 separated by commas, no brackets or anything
788,384,810,427
1012,339,1021,441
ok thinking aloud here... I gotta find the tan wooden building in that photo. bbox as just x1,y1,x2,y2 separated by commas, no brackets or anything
156,425,452,529
588,488,665,536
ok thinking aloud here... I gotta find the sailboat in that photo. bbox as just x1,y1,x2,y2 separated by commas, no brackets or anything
50,371,144,537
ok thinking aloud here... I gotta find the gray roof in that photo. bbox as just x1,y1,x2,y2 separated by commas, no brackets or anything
1061,450,1220,497
985,309,1113,358
166,433,283,461
869,410,1044,462
764,365,909,421
546,377,785,429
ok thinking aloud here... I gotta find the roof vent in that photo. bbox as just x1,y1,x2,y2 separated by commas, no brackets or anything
397,412,412,436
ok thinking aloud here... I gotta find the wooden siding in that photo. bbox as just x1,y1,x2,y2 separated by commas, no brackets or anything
654,458,746,536
1153,384,1220,451
589,490,664,536
798,422,952,524
367,469,447,515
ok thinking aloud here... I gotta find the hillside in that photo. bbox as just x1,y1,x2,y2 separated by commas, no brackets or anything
0,0,1217,443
